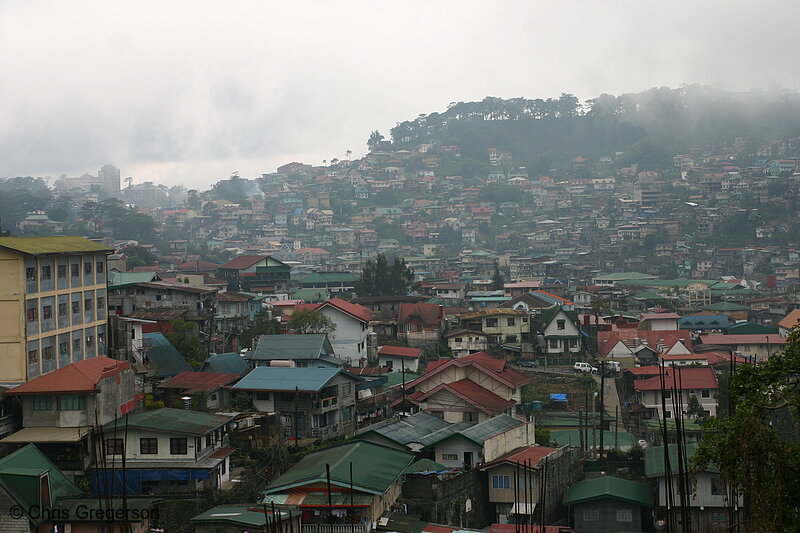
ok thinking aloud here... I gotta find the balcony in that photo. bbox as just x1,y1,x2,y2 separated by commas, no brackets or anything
302,523,372,533
312,396,338,410
310,424,339,439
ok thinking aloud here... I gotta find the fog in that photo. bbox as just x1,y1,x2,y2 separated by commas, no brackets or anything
1,0,799,188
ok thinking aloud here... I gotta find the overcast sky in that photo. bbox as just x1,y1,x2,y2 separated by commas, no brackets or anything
2,1,799,189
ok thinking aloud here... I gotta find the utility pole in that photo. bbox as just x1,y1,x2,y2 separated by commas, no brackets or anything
599,361,605,458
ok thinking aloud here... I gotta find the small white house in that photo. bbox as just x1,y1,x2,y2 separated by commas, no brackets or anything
377,345,422,372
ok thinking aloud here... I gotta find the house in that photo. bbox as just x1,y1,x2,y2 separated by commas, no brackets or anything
108,280,219,333
638,313,681,331
598,330,693,368
231,367,361,440
777,308,800,337
0,356,136,477
562,476,652,532
499,292,557,313
261,441,414,526
158,371,240,409
479,445,576,525
698,334,787,361
540,307,582,355
398,302,444,344
398,352,531,423
0,444,159,532
90,407,237,495
444,329,489,357
378,345,422,372
0,236,114,383
419,283,466,306
633,366,718,420
245,334,344,368
217,254,291,294
201,351,251,375
299,298,374,364
457,309,531,346
299,272,358,297
645,443,742,532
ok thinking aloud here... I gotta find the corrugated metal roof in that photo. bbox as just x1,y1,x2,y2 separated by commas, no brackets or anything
142,333,193,378
103,407,234,435
645,443,700,477
264,441,414,495
0,426,92,443
202,352,250,375
361,412,452,446
232,367,342,392
563,476,652,507
0,236,113,255
458,413,523,444
248,334,339,363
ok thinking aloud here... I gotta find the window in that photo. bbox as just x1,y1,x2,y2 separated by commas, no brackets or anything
28,349,38,364
57,264,67,278
701,389,711,398
86,335,94,349
26,267,36,282
663,390,671,399
549,339,559,349
33,396,52,410
41,265,52,280
442,453,458,461
664,410,672,419
557,319,566,330
72,338,81,352
492,475,510,489
170,437,188,455
343,405,353,422
72,301,81,314
506,335,517,343
616,509,633,523
454,337,463,343
140,438,158,454
106,438,124,455
84,262,92,275
485,318,498,327
341,383,352,396
583,509,599,522
96,261,104,274
463,411,478,423
206,432,217,447
295,361,308,368
71,264,79,278
27,307,37,323
84,298,93,312
58,302,67,316
58,396,86,411
569,339,578,348
711,476,726,495
507,317,516,326
59,342,69,356
98,332,105,345
42,305,52,320
43,346,54,360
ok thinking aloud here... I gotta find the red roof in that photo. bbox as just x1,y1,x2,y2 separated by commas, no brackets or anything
8,357,130,394
320,298,374,323
410,351,530,390
633,367,718,392
624,365,662,377
219,255,267,270
598,330,692,357
699,334,786,345
481,445,561,469
488,525,572,533
398,302,442,326
702,351,750,365
640,313,681,321
419,378,515,414
158,372,241,393
378,346,422,359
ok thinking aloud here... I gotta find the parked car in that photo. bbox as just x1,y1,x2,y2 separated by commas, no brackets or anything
573,362,598,374
515,358,538,368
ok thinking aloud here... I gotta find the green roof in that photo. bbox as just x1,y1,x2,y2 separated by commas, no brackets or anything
300,272,357,284
403,458,448,474
0,444,83,523
563,476,652,507
536,412,615,428
644,443,700,477
249,334,339,365
142,332,193,378
201,352,250,374
549,429,636,450
727,322,778,334
0,236,113,255
358,412,452,447
264,441,414,495
104,408,234,436
109,271,161,287
594,272,657,281
642,419,703,432
233,367,347,392
703,301,750,311
191,505,278,527
292,288,329,303
384,371,415,388
624,279,711,288
632,291,669,301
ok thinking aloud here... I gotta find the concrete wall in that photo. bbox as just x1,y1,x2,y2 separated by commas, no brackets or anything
483,420,535,463
402,468,491,528
321,307,366,365
434,435,482,469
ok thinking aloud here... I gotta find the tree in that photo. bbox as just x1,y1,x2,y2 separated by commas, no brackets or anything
124,246,159,269
241,309,280,348
695,329,800,531
491,260,504,290
685,394,707,424
166,319,206,367
367,130,384,151
356,253,414,297
287,309,336,334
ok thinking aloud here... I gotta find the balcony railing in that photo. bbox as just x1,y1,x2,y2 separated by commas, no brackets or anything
311,424,339,439
312,396,338,409
302,523,372,533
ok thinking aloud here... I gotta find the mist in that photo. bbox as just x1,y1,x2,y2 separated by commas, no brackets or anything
1,0,799,188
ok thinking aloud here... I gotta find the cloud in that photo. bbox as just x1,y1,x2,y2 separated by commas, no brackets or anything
1,0,799,188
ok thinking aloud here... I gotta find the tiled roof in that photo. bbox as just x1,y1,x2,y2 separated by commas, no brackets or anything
633,367,718,391
7,357,130,394
378,346,422,359
158,371,240,393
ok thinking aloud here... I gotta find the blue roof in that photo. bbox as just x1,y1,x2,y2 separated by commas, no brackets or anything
679,315,729,330
232,367,345,392
201,352,250,375
142,333,193,378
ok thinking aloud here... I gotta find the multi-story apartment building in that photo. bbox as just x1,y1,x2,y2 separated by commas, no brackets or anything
0,236,113,383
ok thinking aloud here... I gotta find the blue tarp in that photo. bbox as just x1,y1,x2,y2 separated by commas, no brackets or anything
89,469,211,495
550,393,568,403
